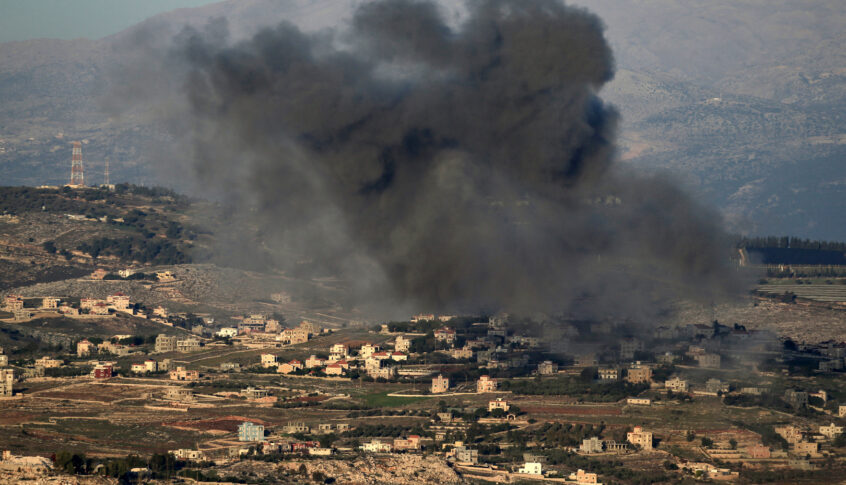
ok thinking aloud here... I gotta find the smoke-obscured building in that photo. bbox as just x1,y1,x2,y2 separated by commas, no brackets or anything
0,369,14,397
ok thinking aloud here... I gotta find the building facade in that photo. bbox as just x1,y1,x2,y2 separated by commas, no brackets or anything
238,422,265,442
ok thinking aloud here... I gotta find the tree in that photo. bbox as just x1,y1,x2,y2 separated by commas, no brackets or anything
729,438,737,450
42,241,57,254
319,433,337,448
701,437,714,448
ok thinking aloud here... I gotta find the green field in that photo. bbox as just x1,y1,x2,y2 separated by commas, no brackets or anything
363,392,433,408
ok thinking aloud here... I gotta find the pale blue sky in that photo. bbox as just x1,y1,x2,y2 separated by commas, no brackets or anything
0,0,221,43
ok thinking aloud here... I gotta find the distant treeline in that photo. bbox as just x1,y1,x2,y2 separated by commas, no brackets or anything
738,236,846,266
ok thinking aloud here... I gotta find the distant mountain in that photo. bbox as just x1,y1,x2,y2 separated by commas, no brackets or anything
0,0,844,239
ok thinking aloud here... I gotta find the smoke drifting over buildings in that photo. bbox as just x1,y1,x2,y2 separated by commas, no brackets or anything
111,0,742,319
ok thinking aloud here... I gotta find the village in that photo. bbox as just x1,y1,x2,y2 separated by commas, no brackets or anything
2,274,846,484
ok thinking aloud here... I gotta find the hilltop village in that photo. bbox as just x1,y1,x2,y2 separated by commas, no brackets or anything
1,187,846,484
3,274,846,484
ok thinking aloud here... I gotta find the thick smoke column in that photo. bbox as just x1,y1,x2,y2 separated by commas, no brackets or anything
122,0,741,318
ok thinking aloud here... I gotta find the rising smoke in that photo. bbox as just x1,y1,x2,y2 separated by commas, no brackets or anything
110,0,743,320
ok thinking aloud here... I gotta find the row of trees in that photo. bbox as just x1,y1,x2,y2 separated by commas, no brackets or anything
500,375,650,401
737,236,846,252
76,236,190,265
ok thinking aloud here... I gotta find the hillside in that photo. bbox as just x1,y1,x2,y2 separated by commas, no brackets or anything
0,185,361,327
0,0,844,238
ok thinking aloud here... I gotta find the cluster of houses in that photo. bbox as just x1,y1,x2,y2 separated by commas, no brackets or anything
267,341,411,378
215,317,322,347
773,422,845,457
2,292,140,321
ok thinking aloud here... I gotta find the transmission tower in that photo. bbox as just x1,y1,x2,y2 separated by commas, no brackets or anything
104,158,110,186
69,141,84,186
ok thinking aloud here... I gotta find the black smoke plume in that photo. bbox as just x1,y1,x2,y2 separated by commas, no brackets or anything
112,0,743,319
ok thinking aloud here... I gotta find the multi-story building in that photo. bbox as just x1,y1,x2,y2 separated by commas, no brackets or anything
298,320,319,336
284,422,310,434
359,344,380,359
627,426,653,450
580,437,604,454
261,354,278,368
434,327,456,344
3,295,23,312
361,439,393,453
696,353,721,369
706,378,730,394
330,343,349,358
306,355,326,368
394,336,411,353
453,445,479,464
106,293,131,311
131,360,158,373
278,327,309,344
264,319,281,333
538,360,558,375
774,425,803,444
393,435,421,451
76,339,95,357
368,366,396,380
451,347,473,359
176,338,201,353
598,368,618,381
518,462,542,475
793,441,819,456
620,338,642,360
569,469,599,484
665,377,689,393
820,423,844,439
783,389,808,408
92,364,113,379
626,362,652,384
155,334,177,353
840,405,846,418
477,375,497,393
217,327,238,338
40,297,61,310
0,369,13,397
169,367,199,381
431,374,449,393
488,398,510,412
238,422,265,442
0,355,7,367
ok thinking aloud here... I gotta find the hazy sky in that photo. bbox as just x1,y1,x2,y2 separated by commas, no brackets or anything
0,0,221,43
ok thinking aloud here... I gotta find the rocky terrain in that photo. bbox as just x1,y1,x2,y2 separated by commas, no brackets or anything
225,455,464,485
675,296,846,344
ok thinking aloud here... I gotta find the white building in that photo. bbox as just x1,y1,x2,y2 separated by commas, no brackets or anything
518,462,542,475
